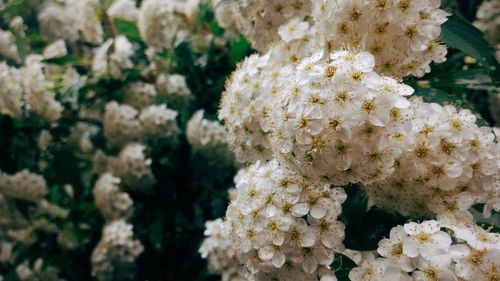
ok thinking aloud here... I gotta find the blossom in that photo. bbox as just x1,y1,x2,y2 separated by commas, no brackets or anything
0,170,47,202
225,160,346,275
91,219,144,281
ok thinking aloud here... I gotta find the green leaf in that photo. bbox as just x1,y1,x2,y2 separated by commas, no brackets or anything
9,28,27,62
441,14,499,76
149,219,163,251
113,18,142,41
430,69,498,91
42,55,85,66
229,36,251,67
0,1,23,17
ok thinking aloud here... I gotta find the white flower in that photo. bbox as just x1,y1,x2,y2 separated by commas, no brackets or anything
278,18,310,42
377,226,414,272
403,221,452,267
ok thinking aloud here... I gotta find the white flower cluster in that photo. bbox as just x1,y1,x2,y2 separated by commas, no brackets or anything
155,73,191,109
364,96,500,218
92,35,134,79
139,104,180,138
93,173,134,220
38,0,79,42
225,160,346,278
187,110,233,163
267,50,414,186
103,101,179,146
16,258,65,281
91,219,144,281
215,0,449,78
0,62,23,118
0,29,20,62
213,2,500,280
220,49,500,220
138,0,185,49
311,0,449,78
213,0,313,51
108,143,155,192
21,55,63,121
349,219,500,281
219,54,279,164
123,82,157,110
199,219,248,281
77,0,104,45
0,170,48,202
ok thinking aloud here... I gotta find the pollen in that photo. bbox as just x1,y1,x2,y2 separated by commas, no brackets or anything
416,233,432,243
376,0,388,9
335,92,349,103
362,100,376,113
363,125,378,136
391,243,404,257
309,94,322,104
390,108,401,121
325,65,337,77
405,26,418,39
335,140,348,155
338,22,349,34
424,268,438,281
329,118,342,130
350,9,362,21
414,144,429,159
450,119,464,131
440,139,455,155
300,117,308,128
398,0,410,12
267,221,279,232
351,71,363,81
375,22,389,33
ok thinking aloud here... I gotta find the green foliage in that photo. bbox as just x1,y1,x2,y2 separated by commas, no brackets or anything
441,13,500,79
113,18,142,42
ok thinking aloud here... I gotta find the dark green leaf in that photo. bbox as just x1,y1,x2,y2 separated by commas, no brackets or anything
430,69,498,91
10,28,27,62
441,14,499,77
149,219,163,250
229,35,251,67
42,55,84,66
113,18,142,41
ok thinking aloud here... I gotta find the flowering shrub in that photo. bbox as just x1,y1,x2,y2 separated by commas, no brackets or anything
0,0,498,281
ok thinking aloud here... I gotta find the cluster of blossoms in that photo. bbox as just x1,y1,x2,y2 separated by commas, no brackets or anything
215,0,449,78
91,219,144,281
224,160,346,279
364,96,500,218
199,219,247,281
187,110,234,164
311,0,449,78
213,0,313,51
15,258,65,281
349,219,500,281
103,100,179,147
0,170,47,202
204,0,500,280
0,41,71,121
